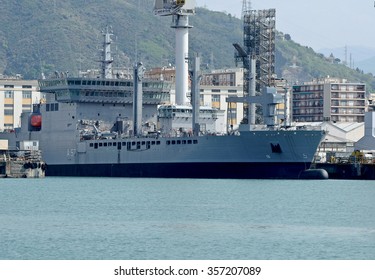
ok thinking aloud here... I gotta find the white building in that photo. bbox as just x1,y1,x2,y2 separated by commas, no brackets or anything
0,77,43,131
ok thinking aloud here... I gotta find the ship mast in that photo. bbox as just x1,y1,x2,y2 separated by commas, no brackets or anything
100,26,114,79
154,0,196,105
133,62,145,137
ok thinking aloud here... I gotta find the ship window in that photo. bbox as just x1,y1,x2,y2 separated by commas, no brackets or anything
94,143,98,149
89,143,94,147
108,143,112,146
146,142,150,149
182,140,186,144
122,142,126,146
46,104,50,111
177,140,181,144
156,141,161,145
136,142,141,149
141,141,145,145
166,140,170,145
193,140,198,144
104,143,108,147
151,141,155,145
171,140,176,145
99,143,103,147
127,142,131,150
132,142,135,146
113,142,116,146
188,140,192,144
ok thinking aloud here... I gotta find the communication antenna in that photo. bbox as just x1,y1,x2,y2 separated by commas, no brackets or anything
154,0,196,105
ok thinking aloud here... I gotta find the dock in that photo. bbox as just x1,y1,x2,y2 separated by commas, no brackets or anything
0,140,45,178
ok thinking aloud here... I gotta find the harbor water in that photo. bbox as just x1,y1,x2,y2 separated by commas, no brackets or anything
0,177,374,260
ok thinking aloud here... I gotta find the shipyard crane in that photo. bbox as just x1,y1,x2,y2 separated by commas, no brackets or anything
154,0,196,106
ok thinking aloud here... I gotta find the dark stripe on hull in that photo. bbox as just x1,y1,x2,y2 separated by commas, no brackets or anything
46,162,312,179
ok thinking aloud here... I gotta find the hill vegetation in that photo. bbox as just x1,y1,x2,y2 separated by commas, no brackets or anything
0,0,374,91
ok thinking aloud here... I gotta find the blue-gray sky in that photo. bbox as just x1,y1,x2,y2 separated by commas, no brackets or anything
196,0,375,53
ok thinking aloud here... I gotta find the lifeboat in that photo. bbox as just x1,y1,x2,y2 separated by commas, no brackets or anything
29,113,42,131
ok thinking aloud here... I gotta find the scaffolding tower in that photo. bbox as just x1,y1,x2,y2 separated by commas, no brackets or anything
234,9,276,124
242,9,276,92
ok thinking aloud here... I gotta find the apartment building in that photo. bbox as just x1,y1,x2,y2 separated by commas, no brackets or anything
0,77,43,131
292,78,366,123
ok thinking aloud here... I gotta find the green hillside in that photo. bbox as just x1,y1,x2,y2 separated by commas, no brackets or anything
276,37,375,90
0,0,374,90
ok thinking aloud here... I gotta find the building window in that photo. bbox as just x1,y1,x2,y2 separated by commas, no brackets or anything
5,91,14,98
22,105,31,112
22,90,32,99
22,85,32,89
228,108,237,121
200,94,204,106
212,94,220,102
4,109,14,115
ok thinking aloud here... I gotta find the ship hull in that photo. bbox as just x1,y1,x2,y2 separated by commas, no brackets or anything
46,161,311,179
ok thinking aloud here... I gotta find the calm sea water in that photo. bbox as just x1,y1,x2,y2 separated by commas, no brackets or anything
0,177,374,260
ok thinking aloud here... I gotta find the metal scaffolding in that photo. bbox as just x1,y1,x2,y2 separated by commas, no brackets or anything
239,9,276,93
234,9,276,124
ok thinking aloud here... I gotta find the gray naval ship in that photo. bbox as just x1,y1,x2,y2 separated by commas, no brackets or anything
3,29,324,179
